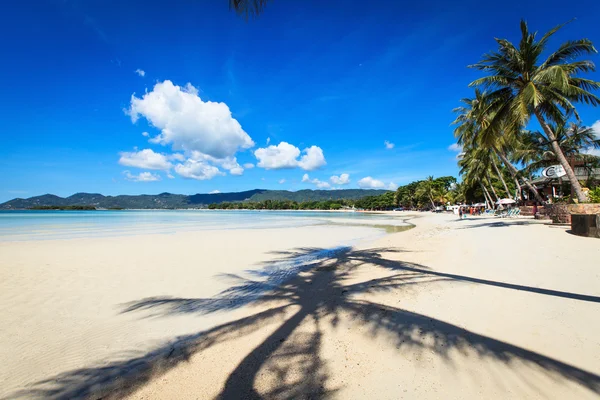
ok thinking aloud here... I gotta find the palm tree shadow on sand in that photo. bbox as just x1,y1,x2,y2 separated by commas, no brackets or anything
11,247,600,400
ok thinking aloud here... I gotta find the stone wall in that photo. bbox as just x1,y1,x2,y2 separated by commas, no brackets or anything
519,205,551,219
545,203,600,224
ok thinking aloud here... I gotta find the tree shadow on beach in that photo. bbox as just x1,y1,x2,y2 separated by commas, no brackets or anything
10,247,600,400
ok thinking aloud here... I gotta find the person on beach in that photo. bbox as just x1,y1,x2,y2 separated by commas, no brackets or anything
459,207,463,219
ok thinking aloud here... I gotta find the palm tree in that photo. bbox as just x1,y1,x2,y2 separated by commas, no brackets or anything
517,122,600,175
415,176,439,209
453,90,546,204
469,20,600,202
459,148,496,207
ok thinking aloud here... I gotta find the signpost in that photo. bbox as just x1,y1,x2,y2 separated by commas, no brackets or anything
541,165,566,178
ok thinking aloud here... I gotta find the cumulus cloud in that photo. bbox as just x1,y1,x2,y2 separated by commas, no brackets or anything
384,140,395,149
187,152,244,176
119,149,172,170
302,174,330,188
174,159,224,180
388,182,398,190
279,179,286,184
243,163,255,169
209,190,221,194
298,146,326,170
141,131,149,137
127,80,254,159
357,176,386,189
135,69,145,77
592,120,600,139
254,142,326,171
123,170,161,182
169,153,186,162
330,173,350,185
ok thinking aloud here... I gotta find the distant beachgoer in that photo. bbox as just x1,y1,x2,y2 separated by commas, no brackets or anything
458,208,463,219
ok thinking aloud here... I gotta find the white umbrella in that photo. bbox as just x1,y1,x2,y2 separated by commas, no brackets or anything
496,198,516,205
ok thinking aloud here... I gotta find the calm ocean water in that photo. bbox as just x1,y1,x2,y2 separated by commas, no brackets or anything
0,210,407,241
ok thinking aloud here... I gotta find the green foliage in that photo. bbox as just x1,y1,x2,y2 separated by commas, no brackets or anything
395,176,458,209
208,199,355,211
588,187,600,203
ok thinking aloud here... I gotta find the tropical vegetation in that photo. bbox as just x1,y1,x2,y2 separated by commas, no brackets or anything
454,20,600,204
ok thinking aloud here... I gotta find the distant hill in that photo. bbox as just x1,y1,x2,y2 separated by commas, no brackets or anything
0,189,389,210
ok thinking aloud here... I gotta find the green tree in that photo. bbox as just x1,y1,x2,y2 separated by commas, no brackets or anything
469,20,600,202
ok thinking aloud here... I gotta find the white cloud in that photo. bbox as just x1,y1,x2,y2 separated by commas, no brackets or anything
591,120,600,139
209,190,221,194
384,140,395,149
135,69,145,77
255,142,301,169
169,153,186,162
448,143,463,152
266,137,271,145
141,131,149,137
188,152,244,176
254,142,326,171
330,173,350,185
358,176,386,189
167,173,175,179
388,182,398,190
279,179,286,184
118,149,172,170
174,159,224,180
127,80,254,159
298,146,326,170
123,170,161,182
243,163,255,169
301,174,330,189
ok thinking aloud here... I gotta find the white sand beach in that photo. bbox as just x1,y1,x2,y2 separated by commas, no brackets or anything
1,213,599,399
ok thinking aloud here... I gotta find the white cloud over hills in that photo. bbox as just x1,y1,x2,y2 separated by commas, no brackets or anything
330,173,350,185
123,171,161,182
358,176,396,190
254,142,326,171
127,80,254,159
119,149,172,170
120,80,330,182
302,173,330,188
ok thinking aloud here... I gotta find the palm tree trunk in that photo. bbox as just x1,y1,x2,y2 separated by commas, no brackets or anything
491,157,511,198
534,110,586,202
493,146,546,204
513,177,523,201
486,173,499,201
480,181,493,208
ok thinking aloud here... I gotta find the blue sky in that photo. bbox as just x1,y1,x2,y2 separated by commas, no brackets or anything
1,0,600,202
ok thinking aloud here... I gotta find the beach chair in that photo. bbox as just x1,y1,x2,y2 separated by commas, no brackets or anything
508,208,521,218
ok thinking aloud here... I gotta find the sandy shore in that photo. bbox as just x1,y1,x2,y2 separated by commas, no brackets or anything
1,213,599,399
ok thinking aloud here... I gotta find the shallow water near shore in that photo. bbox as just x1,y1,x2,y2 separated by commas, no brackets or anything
0,209,411,241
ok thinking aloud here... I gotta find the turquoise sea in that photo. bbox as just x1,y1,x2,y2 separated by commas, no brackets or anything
0,210,408,241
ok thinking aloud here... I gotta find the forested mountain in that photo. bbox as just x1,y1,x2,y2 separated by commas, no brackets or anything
0,189,388,210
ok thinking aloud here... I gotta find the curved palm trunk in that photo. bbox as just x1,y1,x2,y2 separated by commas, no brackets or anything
534,110,587,202
491,157,511,198
486,173,499,201
493,146,546,204
513,177,523,201
480,181,493,208
428,194,436,209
